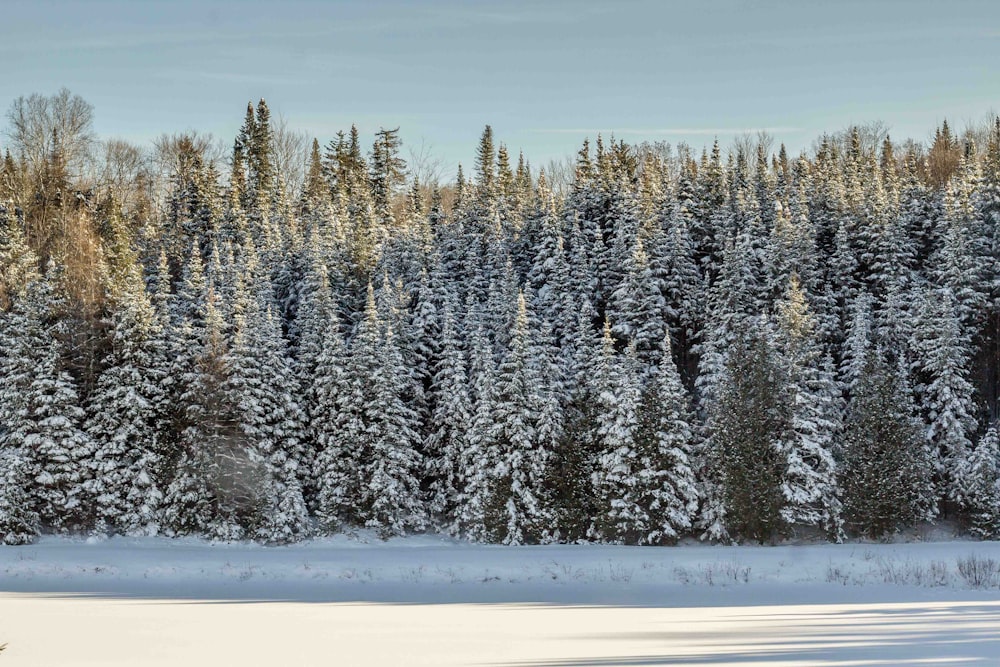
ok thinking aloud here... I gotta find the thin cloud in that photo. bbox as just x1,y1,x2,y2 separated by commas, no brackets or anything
531,127,804,136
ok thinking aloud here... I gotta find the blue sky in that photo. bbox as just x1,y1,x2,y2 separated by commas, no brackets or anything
2,0,997,176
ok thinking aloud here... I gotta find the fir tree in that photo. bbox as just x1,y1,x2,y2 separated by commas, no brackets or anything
840,349,935,538
913,288,977,507
590,322,643,543
0,448,38,544
425,301,472,533
960,425,1000,539
484,293,552,544
705,328,789,543
773,276,842,537
629,332,700,543
85,265,169,535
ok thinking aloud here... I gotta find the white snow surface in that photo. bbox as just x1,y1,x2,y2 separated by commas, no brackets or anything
3,533,1000,665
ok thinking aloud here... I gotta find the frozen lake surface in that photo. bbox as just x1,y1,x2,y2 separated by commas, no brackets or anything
2,535,1000,665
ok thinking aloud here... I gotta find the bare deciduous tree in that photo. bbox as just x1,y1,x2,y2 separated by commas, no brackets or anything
408,137,446,188
5,88,95,180
271,114,310,194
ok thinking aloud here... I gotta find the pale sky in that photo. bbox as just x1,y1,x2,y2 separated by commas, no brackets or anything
2,0,997,176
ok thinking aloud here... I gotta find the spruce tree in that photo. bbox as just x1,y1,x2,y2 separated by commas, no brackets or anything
0,448,38,544
840,349,935,538
705,327,789,543
773,276,842,536
913,288,977,507
628,332,700,543
483,293,552,544
960,425,1000,539
425,301,472,532
590,322,643,543
85,265,169,535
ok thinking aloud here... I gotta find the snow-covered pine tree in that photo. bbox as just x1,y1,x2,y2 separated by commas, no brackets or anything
590,322,644,543
226,279,310,543
549,299,602,542
309,302,350,532
484,292,552,544
696,231,765,410
959,425,1000,539
314,285,425,537
607,238,666,368
912,288,977,509
840,348,935,538
1,277,92,533
85,264,169,536
841,291,874,393
704,325,789,543
457,313,498,541
627,331,700,544
425,299,472,533
772,275,843,538
0,448,38,544
293,247,337,507
365,322,426,537
162,288,248,540
648,201,703,381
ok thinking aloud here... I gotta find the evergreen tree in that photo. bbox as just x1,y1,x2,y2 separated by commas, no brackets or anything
425,301,472,532
705,328,789,543
840,349,935,538
484,293,552,544
1,278,91,532
589,323,644,543
960,425,1000,539
85,265,169,535
0,448,38,544
773,276,842,536
629,332,700,543
226,283,310,543
162,289,248,540
913,288,978,507
314,286,424,537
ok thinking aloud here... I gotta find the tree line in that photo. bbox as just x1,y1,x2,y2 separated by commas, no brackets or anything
1,90,999,545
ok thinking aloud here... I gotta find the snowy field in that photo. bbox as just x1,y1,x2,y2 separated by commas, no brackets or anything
3,535,1000,665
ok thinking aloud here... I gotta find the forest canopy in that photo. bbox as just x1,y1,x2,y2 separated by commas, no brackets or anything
2,89,1000,546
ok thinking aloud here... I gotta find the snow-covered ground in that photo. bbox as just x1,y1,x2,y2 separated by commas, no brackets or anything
3,535,1000,665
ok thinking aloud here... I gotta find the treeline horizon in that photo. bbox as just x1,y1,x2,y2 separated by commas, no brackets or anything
1,89,999,547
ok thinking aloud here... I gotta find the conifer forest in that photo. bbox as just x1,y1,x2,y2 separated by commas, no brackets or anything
3,90,1000,548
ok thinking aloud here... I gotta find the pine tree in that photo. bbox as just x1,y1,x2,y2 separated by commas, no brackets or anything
608,238,666,367
0,448,38,544
162,288,248,540
912,288,977,507
314,286,424,537
549,299,602,541
248,99,276,217
705,327,789,543
840,349,935,538
960,425,1000,539
425,301,472,532
590,322,643,542
369,127,406,228
309,303,350,531
458,315,498,540
226,282,309,543
85,265,169,535
301,138,327,212
484,293,552,544
629,332,700,543
773,276,842,537
366,323,426,536
1,278,92,533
